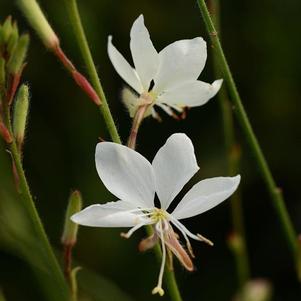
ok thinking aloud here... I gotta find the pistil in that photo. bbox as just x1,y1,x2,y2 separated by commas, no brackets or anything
152,220,166,296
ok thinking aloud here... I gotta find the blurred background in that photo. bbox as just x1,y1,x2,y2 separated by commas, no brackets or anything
0,0,301,300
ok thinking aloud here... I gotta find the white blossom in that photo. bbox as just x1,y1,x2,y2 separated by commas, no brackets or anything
71,134,240,296
108,15,223,119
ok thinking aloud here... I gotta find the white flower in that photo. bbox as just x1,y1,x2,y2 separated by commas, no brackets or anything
108,15,223,119
71,134,240,296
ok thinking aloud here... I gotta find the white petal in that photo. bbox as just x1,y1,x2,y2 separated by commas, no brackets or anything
71,201,150,227
171,175,241,220
107,36,143,93
130,15,159,91
157,79,223,108
153,37,207,93
95,142,156,207
152,133,199,210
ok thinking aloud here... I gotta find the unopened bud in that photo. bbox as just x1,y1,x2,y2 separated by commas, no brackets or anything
2,16,13,44
7,22,19,55
61,191,82,246
7,34,29,75
13,84,29,146
17,0,59,49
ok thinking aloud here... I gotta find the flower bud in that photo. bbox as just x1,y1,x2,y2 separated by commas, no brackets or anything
1,16,13,44
13,84,29,146
7,22,19,55
7,34,29,75
16,0,59,49
61,191,82,246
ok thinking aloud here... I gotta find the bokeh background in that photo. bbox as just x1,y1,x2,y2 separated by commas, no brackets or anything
0,0,301,300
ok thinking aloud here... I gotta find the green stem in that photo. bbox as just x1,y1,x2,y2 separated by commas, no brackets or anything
63,0,121,144
196,0,301,279
64,1,184,298
4,108,68,299
209,0,250,287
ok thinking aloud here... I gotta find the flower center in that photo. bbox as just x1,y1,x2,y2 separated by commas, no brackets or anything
150,208,168,223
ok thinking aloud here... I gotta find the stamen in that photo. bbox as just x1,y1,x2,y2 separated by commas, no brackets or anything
120,221,150,239
169,218,195,258
151,108,162,122
197,233,214,246
152,220,166,297
170,216,214,246
157,104,180,120
167,103,184,113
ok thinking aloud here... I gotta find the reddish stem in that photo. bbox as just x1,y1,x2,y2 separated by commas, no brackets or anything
0,121,13,144
127,93,153,149
63,243,73,283
53,44,101,105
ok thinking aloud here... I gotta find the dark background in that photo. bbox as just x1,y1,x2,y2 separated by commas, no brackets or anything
0,0,301,300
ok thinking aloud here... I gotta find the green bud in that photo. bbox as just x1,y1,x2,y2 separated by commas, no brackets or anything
0,57,5,87
61,191,82,246
7,22,19,55
13,84,29,146
17,0,59,49
2,16,13,44
7,34,29,75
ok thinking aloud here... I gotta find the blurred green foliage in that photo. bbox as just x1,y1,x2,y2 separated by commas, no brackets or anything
0,0,301,300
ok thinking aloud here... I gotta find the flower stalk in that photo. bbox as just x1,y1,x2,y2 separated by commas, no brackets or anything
208,0,250,288
196,0,301,279
127,93,153,149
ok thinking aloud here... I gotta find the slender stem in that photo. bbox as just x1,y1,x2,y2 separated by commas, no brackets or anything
208,0,250,287
63,244,73,282
127,105,147,149
3,107,68,299
127,93,153,149
63,243,78,301
63,0,121,144
196,0,301,279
